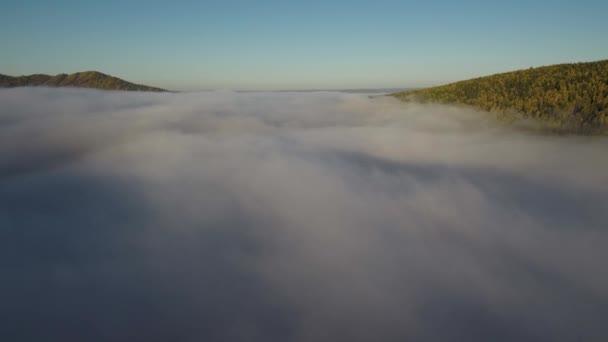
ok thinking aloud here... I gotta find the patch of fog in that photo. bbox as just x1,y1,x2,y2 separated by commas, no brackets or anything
1,87,608,341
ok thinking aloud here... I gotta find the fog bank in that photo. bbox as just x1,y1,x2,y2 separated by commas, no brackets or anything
1,88,608,341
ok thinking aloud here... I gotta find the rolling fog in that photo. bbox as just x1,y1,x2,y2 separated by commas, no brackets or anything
1,87,608,341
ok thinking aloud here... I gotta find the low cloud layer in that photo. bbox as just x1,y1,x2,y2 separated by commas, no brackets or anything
1,88,608,341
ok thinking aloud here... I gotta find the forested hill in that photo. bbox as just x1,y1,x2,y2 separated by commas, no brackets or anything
0,71,166,92
392,60,608,133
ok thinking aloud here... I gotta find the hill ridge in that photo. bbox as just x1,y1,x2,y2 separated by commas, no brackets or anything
392,60,608,133
0,71,166,92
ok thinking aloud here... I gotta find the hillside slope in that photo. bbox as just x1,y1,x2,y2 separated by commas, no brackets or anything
392,60,608,133
0,71,166,92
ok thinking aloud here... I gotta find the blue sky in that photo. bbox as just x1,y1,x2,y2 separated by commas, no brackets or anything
1,0,607,90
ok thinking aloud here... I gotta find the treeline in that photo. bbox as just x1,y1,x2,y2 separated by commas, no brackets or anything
392,60,608,133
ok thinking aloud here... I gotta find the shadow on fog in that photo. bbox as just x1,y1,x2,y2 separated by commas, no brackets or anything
0,170,296,341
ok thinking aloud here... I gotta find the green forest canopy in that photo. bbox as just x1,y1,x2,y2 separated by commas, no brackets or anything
392,60,608,133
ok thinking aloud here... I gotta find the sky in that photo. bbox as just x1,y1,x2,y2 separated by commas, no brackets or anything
1,0,608,90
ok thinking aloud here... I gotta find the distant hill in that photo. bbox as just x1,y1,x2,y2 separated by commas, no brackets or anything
392,60,608,133
0,71,166,92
